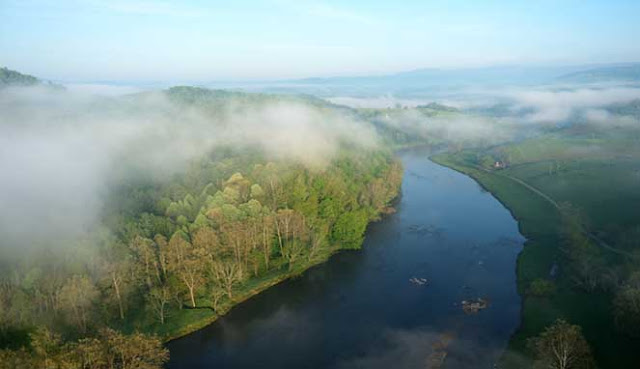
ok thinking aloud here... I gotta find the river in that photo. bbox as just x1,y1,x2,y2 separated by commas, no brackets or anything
167,148,525,369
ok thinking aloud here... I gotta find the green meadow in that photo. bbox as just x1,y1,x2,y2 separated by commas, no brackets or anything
433,127,640,368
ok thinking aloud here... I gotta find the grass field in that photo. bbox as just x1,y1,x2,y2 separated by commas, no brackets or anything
432,128,640,368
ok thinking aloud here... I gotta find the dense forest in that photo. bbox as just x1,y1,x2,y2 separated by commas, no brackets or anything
0,82,403,368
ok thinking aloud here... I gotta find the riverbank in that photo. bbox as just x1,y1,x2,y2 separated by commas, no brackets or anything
161,246,366,342
134,201,400,343
167,148,524,368
430,152,634,369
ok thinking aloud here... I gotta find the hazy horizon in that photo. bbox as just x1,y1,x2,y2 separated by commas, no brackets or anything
3,0,640,82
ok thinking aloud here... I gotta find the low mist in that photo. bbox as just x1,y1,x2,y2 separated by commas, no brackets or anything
0,86,378,256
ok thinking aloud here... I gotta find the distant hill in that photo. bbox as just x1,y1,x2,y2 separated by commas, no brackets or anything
0,67,64,90
241,64,628,98
607,99,640,117
0,67,40,87
293,65,604,87
557,64,640,83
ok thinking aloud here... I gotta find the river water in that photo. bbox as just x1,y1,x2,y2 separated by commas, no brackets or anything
167,148,525,369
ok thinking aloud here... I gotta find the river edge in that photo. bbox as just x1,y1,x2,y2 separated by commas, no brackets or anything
161,149,521,349
162,240,381,343
159,191,404,344
430,152,560,368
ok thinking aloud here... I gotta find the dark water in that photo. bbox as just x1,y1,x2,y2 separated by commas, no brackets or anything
167,149,525,369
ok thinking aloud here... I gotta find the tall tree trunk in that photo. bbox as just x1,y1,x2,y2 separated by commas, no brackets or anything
160,302,165,324
188,285,196,307
112,273,124,320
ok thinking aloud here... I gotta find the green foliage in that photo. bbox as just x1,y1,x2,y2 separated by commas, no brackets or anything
435,130,640,368
0,67,39,87
0,327,168,369
331,209,370,249
0,141,402,354
613,275,640,337
528,279,556,297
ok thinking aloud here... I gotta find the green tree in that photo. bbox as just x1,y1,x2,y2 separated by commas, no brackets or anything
613,275,640,337
59,275,98,334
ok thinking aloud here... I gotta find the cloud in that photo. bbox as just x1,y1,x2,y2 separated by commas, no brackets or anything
63,83,145,96
326,96,433,109
583,108,639,127
507,87,640,124
0,86,378,256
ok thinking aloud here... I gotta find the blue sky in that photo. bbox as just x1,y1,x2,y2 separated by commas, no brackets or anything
1,0,639,81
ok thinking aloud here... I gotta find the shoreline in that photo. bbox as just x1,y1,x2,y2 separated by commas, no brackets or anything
162,244,355,343
429,153,544,367
161,203,401,344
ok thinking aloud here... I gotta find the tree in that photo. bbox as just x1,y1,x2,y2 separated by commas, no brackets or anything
331,209,370,249
147,284,172,324
274,208,306,257
281,239,305,271
0,348,33,369
80,328,168,369
559,203,601,292
210,259,243,299
259,214,275,269
192,226,220,255
613,276,640,337
100,242,132,321
59,275,98,333
73,336,106,368
528,279,556,297
154,234,170,281
130,236,160,289
29,327,69,368
1,327,168,369
167,234,208,308
210,286,226,313
528,319,594,369
250,183,265,200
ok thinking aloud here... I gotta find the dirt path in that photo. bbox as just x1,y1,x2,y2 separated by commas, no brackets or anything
477,166,634,259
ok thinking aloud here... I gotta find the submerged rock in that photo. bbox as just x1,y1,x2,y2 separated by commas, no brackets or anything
461,298,489,314
409,277,429,286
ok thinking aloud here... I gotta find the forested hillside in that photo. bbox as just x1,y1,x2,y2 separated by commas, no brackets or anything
0,85,402,368
0,67,39,87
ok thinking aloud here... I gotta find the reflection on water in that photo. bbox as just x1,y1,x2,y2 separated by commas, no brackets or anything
167,148,525,369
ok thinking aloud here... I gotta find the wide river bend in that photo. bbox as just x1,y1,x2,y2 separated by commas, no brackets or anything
168,148,525,369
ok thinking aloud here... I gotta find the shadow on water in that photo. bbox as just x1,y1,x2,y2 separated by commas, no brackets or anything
167,147,525,369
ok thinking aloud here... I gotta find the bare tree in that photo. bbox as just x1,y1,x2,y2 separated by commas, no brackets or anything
167,234,208,308
130,236,160,288
59,275,98,334
210,259,243,299
528,319,594,369
147,284,171,324
260,214,274,269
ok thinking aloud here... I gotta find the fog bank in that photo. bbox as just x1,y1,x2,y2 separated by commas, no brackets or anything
0,86,378,254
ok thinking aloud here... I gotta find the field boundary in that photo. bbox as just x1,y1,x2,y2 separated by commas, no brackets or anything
478,166,634,259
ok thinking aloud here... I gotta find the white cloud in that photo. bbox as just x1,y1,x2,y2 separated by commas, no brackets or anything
508,87,640,123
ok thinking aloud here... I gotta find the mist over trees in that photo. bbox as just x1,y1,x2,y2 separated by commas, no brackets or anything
0,79,402,366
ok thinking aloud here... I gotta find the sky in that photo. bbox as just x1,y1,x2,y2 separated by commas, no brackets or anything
1,0,639,82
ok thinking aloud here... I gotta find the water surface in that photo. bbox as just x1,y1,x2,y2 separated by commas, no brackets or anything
168,148,525,368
